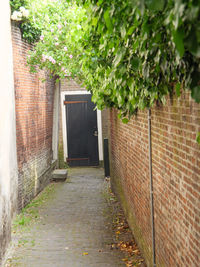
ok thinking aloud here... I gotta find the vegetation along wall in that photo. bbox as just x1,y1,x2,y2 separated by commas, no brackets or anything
9,1,199,266
109,91,200,267
12,24,56,210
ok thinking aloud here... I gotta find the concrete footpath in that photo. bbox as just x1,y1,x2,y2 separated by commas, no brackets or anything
5,168,130,267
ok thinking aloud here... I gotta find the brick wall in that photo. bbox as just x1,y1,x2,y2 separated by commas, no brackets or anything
12,25,55,210
109,91,200,267
61,78,85,92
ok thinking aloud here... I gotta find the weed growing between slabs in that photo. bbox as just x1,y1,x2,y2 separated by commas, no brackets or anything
5,183,57,267
13,183,56,231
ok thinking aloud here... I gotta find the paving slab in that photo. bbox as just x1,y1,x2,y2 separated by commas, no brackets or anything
5,168,128,267
51,169,68,182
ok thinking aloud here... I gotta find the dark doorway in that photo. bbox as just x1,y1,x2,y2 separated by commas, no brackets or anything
65,94,99,167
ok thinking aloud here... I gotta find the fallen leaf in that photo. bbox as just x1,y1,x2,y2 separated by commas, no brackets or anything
82,252,88,256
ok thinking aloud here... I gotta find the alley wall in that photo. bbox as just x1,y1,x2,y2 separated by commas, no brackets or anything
12,25,56,210
109,91,200,267
0,1,18,265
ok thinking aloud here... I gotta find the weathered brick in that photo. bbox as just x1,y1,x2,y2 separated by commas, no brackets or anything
109,91,200,267
12,25,55,210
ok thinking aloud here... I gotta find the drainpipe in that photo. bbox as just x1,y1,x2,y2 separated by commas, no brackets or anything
148,108,156,267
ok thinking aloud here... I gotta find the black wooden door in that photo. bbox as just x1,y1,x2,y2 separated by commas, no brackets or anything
65,94,99,167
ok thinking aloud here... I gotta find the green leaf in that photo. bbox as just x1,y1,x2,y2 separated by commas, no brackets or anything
185,29,200,57
191,86,200,103
113,48,126,67
145,0,165,11
196,132,200,144
120,25,126,38
122,118,129,124
92,17,98,26
118,112,122,119
104,9,113,32
131,56,140,70
127,26,135,35
97,0,103,6
172,29,185,58
175,82,181,97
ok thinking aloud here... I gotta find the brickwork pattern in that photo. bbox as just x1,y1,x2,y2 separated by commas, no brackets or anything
12,25,55,210
109,91,200,267
61,78,85,92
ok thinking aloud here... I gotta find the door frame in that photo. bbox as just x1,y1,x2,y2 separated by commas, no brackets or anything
61,90,103,163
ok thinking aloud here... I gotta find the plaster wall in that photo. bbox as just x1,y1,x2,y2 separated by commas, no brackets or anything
0,0,18,264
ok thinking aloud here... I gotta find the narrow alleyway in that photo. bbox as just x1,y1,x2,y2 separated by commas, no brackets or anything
5,168,140,267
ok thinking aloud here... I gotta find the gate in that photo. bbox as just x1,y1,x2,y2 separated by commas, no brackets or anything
64,94,99,167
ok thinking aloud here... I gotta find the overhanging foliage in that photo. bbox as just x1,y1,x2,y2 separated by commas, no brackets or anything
10,0,200,120
77,0,200,118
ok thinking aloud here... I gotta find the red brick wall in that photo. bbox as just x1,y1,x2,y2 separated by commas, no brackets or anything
12,25,55,209
61,78,85,92
109,91,200,267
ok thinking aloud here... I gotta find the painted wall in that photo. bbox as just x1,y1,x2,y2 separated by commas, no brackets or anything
52,82,60,161
109,91,200,267
0,1,18,264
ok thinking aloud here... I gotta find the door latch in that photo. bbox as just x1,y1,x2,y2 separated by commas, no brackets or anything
93,130,98,137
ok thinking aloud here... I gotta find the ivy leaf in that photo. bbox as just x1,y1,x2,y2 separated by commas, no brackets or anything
172,29,185,58
104,9,113,32
191,86,200,103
